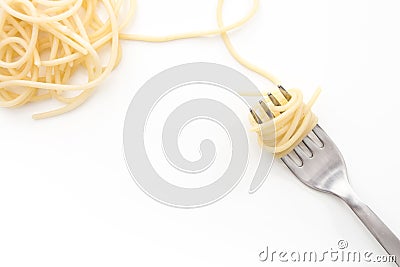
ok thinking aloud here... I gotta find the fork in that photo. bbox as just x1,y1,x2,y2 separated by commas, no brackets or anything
250,86,400,266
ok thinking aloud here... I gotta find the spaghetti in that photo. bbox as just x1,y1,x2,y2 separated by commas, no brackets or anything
0,0,320,157
248,88,321,158
0,0,259,119
216,0,321,158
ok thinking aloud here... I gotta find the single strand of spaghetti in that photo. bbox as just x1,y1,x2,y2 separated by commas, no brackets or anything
304,87,321,111
40,53,82,67
55,68,61,84
41,6,72,15
61,64,72,84
216,0,280,85
82,0,95,25
119,0,259,42
60,41,74,68
4,49,18,76
114,43,123,69
111,0,137,32
0,7,5,27
72,13,90,42
118,0,136,30
33,45,41,66
32,0,77,7
46,37,59,83
30,93,52,102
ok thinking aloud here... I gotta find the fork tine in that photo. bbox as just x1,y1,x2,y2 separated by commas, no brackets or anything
312,125,329,143
258,100,274,119
296,141,313,158
302,135,322,152
287,150,303,167
267,93,281,106
282,154,301,169
249,108,262,124
281,155,293,166
278,85,292,101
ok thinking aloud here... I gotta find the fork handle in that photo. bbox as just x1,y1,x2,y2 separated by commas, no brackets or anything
344,195,400,266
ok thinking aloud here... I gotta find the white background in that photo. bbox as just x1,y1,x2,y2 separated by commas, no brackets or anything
1,0,400,266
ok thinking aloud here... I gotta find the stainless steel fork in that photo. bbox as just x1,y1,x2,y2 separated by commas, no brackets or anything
251,86,400,266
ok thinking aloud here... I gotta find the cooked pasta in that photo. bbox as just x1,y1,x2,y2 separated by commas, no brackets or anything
248,88,321,158
0,0,320,157
0,0,259,119
216,0,321,158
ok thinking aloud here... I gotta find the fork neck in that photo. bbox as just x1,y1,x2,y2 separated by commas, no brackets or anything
331,179,360,207
325,173,359,205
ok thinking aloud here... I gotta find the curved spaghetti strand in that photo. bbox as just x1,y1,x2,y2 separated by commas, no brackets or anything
216,0,321,157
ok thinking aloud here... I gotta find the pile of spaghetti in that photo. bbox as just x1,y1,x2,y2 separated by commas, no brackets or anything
0,0,137,119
